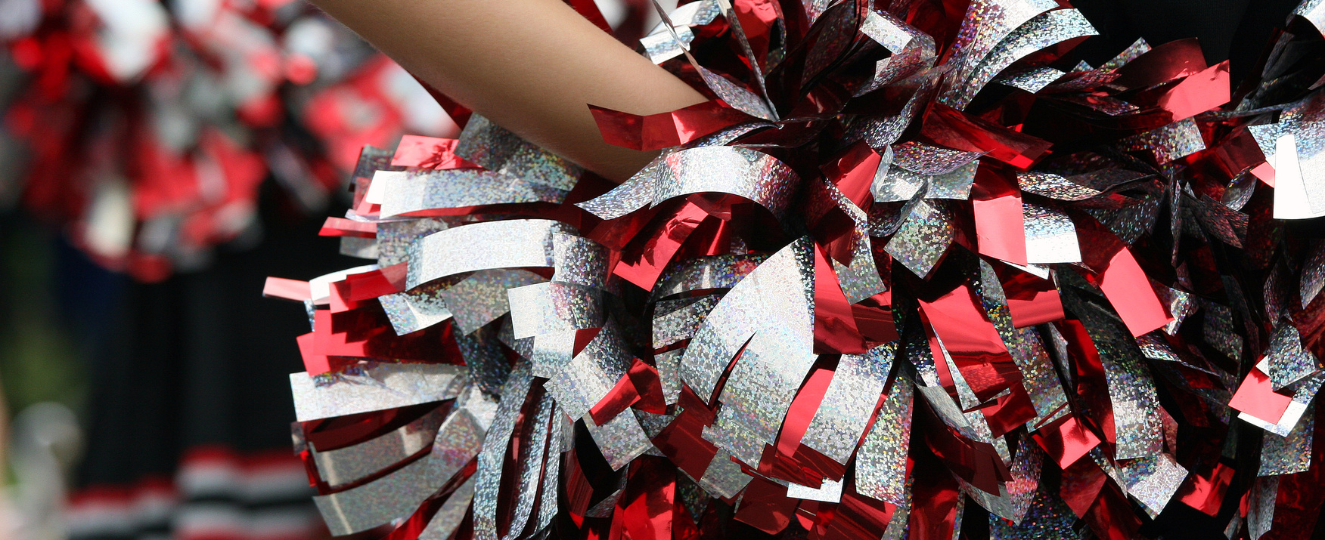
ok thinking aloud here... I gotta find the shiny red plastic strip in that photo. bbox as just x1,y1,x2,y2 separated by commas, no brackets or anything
590,101,754,151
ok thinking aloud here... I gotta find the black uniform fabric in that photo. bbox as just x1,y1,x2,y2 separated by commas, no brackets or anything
69,184,349,540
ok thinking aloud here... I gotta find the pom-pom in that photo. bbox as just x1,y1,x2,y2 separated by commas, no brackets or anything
271,0,1325,538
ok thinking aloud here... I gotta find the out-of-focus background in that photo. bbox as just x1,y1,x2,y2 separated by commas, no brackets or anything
0,0,664,538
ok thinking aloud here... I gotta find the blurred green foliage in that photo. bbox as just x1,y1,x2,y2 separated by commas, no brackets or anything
0,217,87,423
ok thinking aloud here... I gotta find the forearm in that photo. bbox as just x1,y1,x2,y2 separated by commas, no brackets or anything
312,0,707,181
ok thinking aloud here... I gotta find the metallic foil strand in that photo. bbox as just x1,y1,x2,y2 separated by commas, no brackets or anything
291,364,466,422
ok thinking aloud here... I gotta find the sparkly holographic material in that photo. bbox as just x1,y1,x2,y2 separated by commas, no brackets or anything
269,1,1325,537
407,220,567,289
1022,203,1081,263
856,377,913,505
1260,404,1314,476
885,200,954,277
473,363,534,540
290,363,466,422
802,344,896,464
585,411,655,470
376,169,561,218
544,324,633,420
454,115,581,192
313,455,445,536
312,405,447,486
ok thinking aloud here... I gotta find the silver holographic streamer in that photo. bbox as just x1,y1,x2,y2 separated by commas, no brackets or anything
312,405,447,487
800,343,895,465
313,455,445,535
472,363,534,540
291,363,467,422
407,220,568,290
855,376,914,505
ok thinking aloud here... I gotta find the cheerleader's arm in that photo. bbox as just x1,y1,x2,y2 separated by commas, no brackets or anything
311,0,707,182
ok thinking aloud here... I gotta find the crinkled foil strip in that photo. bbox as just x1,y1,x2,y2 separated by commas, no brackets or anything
454,115,582,192
375,169,562,218
856,377,914,505
544,323,633,420
418,477,476,540
313,455,444,536
681,237,815,403
586,411,655,471
473,363,534,540
801,343,896,464
312,405,448,487
291,364,467,422
579,146,800,221
508,282,604,340
407,220,568,290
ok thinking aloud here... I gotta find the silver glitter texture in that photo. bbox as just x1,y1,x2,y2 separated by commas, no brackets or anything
1248,476,1278,540
960,438,1042,523
654,294,723,349
1022,202,1081,264
892,142,982,175
543,324,633,420
1086,319,1164,459
507,282,602,340
1275,91,1325,215
654,254,768,297
977,262,1068,427
861,10,916,53
1017,172,1102,201
697,450,752,499
500,393,554,540
801,343,895,464
653,146,800,219
454,115,581,192
528,329,579,379
585,410,654,470
1136,333,1181,363
1099,38,1151,70
536,405,564,532
833,231,888,304
681,238,814,402
1302,241,1325,306
855,377,913,505
1118,118,1207,164
939,0,1058,107
312,454,444,535
947,9,1097,110
375,169,562,218
703,273,821,463
443,270,547,335
418,477,476,540
551,234,610,289
1259,403,1314,476
312,405,447,487
995,66,1066,93
376,218,452,267
428,407,487,483
885,200,954,278
1266,323,1320,391
290,363,467,422
407,219,567,290
380,281,454,335
656,349,684,405
574,151,669,220
786,479,843,503
989,483,1078,540
472,363,534,540
1119,453,1188,517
